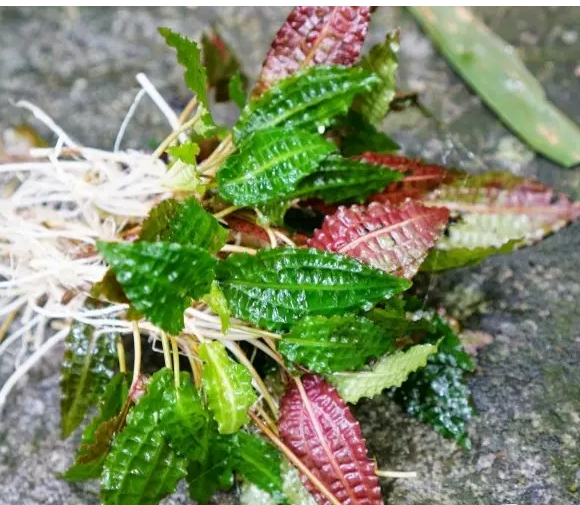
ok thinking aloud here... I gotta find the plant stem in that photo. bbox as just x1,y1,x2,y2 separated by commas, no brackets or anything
198,133,235,176
375,470,418,479
151,111,201,160
255,404,279,435
249,411,343,505
170,336,180,389
178,97,197,125
116,336,127,374
130,321,142,391
223,340,279,418
0,308,19,346
160,331,172,369
213,205,241,220
221,244,257,255
250,338,286,368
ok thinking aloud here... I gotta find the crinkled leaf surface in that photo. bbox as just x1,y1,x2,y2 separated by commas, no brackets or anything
279,374,382,505
61,373,129,482
139,197,227,254
232,431,284,501
199,340,257,434
60,314,118,438
334,111,400,157
409,6,580,167
253,6,371,96
217,127,336,206
279,314,395,373
101,370,187,505
237,66,379,142
159,27,210,108
395,314,475,448
216,248,411,331
328,342,439,404
309,200,449,279
357,30,399,126
97,241,216,334
292,155,402,204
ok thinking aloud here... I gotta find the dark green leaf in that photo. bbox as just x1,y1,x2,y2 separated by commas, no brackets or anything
279,314,395,373
357,30,399,125
235,66,379,142
97,241,216,334
395,314,475,448
232,431,284,501
409,7,580,167
157,371,212,462
336,110,400,157
159,27,210,109
202,281,230,333
60,313,118,438
101,370,187,505
217,127,336,206
199,340,257,434
139,197,227,254
216,248,411,331
229,71,247,109
256,200,292,227
328,341,440,404
292,155,402,203
61,373,129,482
187,431,234,503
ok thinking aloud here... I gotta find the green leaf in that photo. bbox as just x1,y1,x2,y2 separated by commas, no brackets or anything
60,313,118,438
202,281,231,333
199,340,257,434
157,371,212,462
256,200,292,227
187,432,234,503
217,127,337,206
61,373,129,482
91,269,130,305
335,110,400,157
216,248,411,331
409,6,580,167
97,241,216,334
167,141,200,164
139,197,227,254
279,314,395,373
328,342,440,403
357,30,400,126
291,155,403,203
395,314,475,448
159,27,210,109
235,66,379,142
232,431,284,501
229,70,247,109
101,370,187,505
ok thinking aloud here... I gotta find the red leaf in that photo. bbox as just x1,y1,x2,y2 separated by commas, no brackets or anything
279,374,382,505
309,200,449,279
252,7,371,96
360,153,456,205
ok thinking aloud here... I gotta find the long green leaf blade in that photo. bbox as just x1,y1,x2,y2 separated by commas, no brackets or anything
216,248,411,331
139,197,227,254
328,342,439,404
97,241,216,334
279,314,395,373
199,340,257,434
409,6,580,167
60,314,118,438
217,127,336,206
235,66,379,141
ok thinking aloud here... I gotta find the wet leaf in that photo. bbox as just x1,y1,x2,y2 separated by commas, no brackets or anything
237,66,379,142
279,314,395,373
279,374,383,505
60,313,118,438
309,200,449,279
216,248,411,331
253,6,371,96
199,340,257,434
334,111,400,157
409,6,580,167
97,241,216,334
217,127,336,206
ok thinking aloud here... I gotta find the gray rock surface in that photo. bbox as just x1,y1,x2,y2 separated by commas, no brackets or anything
1,6,580,505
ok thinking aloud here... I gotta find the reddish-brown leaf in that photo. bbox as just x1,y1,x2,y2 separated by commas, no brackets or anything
278,374,382,505
360,153,456,205
309,200,449,279
252,7,371,96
